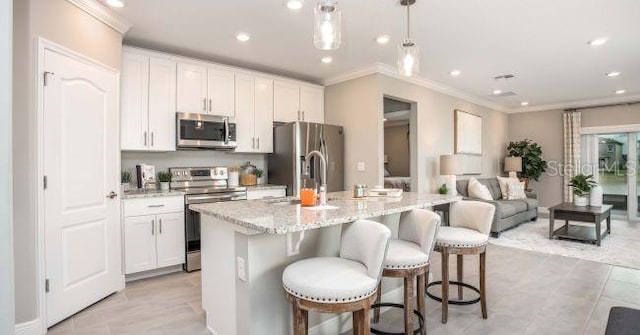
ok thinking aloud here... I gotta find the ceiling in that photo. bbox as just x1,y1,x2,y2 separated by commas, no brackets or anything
112,0,640,112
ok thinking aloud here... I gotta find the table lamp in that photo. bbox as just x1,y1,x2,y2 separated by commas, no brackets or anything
504,156,522,179
440,154,462,196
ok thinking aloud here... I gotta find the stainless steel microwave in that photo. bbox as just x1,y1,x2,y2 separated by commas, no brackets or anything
176,112,237,150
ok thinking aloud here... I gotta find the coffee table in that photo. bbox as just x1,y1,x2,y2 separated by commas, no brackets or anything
548,202,612,246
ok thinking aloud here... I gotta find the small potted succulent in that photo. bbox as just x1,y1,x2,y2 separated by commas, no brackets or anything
437,183,448,195
157,171,172,191
568,174,597,207
255,168,265,185
121,171,132,192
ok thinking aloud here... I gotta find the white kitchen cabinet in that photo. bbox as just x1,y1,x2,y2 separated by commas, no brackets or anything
177,63,234,116
234,74,273,153
121,50,177,151
246,188,286,200
274,80,324,123
122,196,185,275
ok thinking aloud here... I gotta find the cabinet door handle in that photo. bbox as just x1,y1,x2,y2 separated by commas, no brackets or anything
302,111,305,121
144,131,147,146
203,98,207,112
209,99,212,112
252,137,255,149
297,110,301,120
151,131,154,147
151,219,155,235
159,218,163,234
147,204,165,208
257,137,260,150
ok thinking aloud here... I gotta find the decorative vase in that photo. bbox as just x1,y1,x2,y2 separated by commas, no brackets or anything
574,195,588,207
160,182,170,191
228,171,239,187
257,177,265,185
121,183,130,192
590,185,603,207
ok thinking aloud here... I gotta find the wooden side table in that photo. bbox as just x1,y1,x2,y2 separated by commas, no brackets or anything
548,202,612,246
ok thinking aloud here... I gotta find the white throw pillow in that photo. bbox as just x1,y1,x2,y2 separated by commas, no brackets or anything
468,177,493,201
507,182,527,200
496,176,519,199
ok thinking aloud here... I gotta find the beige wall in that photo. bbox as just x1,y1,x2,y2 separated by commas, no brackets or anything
2,0,15,332
384,125,410,176
12,0,123,323
508,103,640,208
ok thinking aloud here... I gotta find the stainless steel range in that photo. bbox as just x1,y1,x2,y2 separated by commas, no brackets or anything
170,166,247,272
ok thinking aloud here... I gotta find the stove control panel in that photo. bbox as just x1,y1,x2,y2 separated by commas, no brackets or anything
169,167,228,182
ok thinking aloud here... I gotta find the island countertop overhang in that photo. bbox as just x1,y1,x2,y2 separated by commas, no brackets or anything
189,191,461,234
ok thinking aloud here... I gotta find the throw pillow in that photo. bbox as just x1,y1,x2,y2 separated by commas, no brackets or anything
507,182,527,200
468,177,493,201
496,176,519,199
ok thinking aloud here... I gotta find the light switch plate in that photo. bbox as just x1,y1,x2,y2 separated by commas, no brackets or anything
237,257,246,281
356,161,365,171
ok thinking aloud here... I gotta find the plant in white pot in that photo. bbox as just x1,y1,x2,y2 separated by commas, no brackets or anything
157,171,172,191
121,171,132,192
568,174,597,207
255,168,265,185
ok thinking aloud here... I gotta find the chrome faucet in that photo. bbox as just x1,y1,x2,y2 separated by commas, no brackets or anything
305,150,327,205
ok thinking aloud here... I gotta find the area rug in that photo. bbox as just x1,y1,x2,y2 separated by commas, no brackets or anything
489,218,640,269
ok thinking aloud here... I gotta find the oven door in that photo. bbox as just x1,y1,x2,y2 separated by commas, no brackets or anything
176,112,237,149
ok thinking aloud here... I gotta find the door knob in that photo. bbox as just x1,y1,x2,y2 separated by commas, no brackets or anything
107,191,118,199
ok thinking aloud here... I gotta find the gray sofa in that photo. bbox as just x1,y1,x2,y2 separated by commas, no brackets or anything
456,178,538,237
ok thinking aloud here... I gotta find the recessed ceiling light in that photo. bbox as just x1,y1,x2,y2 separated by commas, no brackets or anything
588,37,608,46
286,0,303,10
606,71,621,77
236,32,250,42
105,0,124,8
376,35,390,45
321,56,333,63
492,89,502,95
615,89,626,95
450,70,461,77
521,102,529,106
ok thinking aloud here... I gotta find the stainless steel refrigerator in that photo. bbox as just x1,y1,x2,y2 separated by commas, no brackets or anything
268,121,344,196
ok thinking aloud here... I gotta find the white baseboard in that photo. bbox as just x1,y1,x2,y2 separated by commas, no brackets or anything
15,319,42,335
308,286,404,335
124,265,183,282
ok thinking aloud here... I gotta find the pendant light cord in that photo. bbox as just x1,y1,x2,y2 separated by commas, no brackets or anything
406,2,411,39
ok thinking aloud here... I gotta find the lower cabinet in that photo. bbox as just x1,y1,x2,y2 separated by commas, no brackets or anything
123,201,185,275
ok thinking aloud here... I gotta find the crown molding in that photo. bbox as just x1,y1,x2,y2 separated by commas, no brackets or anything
324,63,510,112
508,94,640,113
66,0,132,35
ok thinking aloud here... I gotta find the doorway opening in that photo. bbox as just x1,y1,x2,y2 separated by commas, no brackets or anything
382,97,415,191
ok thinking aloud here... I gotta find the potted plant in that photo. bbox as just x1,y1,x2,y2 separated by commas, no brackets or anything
255,168,265,185
506,139,547,190
157,171,172,191
437,183,448,195
568,174,597,206
121,171,131,192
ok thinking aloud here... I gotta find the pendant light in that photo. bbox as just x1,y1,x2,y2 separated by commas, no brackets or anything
314,0,342,50
398,0,419,76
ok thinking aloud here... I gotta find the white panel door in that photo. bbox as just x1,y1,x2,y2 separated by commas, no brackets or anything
273,80,300,122
234,74,256,152
177,62,208,113
43,49,122,327
148,57,176,151
156,212,186,268
120,52,149,150
300,85,325,123
254,77,274,153
208,67,235,116
123,215,157,274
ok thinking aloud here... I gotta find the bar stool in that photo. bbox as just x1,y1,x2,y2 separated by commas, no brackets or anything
282,219,392,335
426,201,495,323
372,209,441,335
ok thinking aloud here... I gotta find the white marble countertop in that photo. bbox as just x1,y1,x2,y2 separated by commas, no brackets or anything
121,189,185,199
190,191,461,234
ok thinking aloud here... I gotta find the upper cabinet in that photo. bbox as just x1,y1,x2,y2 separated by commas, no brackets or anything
235,74,274,153
121,51,176,151
177,63,234,117
274,81,324,123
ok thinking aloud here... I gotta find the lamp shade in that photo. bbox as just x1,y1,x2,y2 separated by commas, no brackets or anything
504,156,522,172
440,155,462,175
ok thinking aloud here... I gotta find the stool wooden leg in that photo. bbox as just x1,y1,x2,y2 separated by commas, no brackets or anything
457,254,463,300
480,251,487,319
353,305,371,335
404,275,414,335
417,273,426,335
363,303,371,335
441,248,449,324
373,282,381,323
292,298,308,335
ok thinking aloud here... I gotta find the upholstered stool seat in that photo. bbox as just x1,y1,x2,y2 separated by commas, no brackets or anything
283,257,378,303
435,226,489,248
372,209,440,335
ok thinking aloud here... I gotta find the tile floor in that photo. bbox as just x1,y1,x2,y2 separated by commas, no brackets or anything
48,244,640,335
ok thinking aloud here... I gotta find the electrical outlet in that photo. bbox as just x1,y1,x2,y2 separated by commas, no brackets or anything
356,161,365,171
237,257,246,281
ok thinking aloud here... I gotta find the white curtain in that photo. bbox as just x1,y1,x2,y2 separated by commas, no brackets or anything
563,111,582,202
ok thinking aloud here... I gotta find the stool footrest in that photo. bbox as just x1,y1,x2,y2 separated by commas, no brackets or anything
370,303,424,335
426,281,481,305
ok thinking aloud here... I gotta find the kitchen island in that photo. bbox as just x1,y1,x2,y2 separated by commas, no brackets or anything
190,191,460,335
